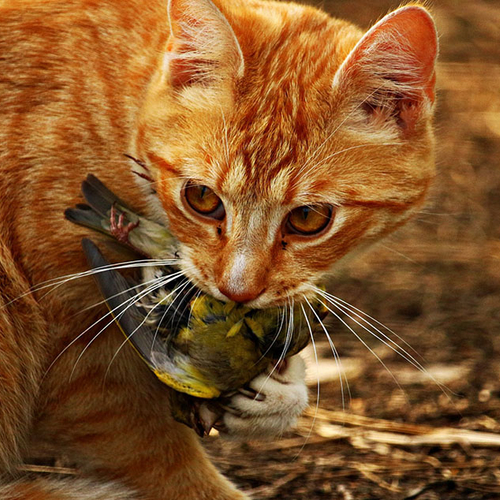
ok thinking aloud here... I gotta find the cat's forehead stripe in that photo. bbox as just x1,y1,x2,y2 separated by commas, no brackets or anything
215,155,294,205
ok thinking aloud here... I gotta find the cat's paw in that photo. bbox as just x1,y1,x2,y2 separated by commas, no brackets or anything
214,355,308,439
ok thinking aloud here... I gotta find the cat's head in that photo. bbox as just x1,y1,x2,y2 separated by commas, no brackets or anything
133,0,438,308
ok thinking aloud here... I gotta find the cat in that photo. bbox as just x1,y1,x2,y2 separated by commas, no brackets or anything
0,0,437,498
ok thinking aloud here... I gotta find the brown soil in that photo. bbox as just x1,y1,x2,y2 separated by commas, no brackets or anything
204,1,500,498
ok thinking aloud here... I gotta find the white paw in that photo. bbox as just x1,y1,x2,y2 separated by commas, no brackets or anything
215,355,308,439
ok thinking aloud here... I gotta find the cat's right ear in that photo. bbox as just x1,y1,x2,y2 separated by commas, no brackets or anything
164,0,244,89
333,6,438,135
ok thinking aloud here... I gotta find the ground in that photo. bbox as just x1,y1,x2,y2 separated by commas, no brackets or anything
204,1,500,498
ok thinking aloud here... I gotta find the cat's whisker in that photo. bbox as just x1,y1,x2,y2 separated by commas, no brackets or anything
69,272,184,382
50,269,186,381
183,288,203,332
255,306,285,364
315,287,424,361
140,268,197,347
151,284,204,358
295,302,321,457
378,243,419,264
66,273,182,379
148,277,199,359
78,275,168,314
318,291,423,371
42,271,184,380
304,296,350,412
255,299,294,400
3,258,178,310
165,281,199,334
315,297,409,403
103,277,195,382
277,299,294,369
315,288,454,399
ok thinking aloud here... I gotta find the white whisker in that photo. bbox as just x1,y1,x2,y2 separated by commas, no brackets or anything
255,299,294,400
104,277,194,380
315,288,453,399
68,271,185,381
294,302,320,457
255,306,285,364
148,277,198,358
304,296,350,411
3,258,178,310
315,297,408,401
43,272,179,380
316,287,423,361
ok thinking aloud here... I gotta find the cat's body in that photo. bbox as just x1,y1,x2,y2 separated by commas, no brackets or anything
0,0,437,498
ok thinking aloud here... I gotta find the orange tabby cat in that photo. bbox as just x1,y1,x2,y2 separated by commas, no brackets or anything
0,0,437,498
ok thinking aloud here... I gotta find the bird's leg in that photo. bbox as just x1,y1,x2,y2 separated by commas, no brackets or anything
109,204,147,256
110,204,139,243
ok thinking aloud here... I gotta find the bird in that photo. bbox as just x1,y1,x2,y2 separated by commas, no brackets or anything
66,175,326,434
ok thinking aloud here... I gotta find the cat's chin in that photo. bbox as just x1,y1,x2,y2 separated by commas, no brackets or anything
213,355,308,440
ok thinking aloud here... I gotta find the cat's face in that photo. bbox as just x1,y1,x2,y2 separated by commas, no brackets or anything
133,0,437,308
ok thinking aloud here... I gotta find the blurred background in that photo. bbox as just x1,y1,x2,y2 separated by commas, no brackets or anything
206,1,500,498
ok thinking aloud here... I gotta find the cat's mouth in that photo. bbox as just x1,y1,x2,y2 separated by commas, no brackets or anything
177,257,316,311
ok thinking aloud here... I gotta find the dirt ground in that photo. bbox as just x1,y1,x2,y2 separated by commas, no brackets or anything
204,1,500,498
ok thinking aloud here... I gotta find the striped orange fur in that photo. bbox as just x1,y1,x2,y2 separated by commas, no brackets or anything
0,0,437,498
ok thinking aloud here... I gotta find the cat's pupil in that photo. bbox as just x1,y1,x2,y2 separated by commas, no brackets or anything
302,207,310,220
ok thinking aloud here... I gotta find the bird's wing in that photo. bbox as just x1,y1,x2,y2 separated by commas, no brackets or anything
66,175,175,259
82,238,220,399
65,174,134,233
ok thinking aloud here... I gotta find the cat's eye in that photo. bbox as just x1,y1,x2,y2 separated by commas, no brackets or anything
184,181,225,220
286,204,333,236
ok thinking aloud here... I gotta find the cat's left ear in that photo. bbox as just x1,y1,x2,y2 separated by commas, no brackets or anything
333,6,438,133
164,0,245,89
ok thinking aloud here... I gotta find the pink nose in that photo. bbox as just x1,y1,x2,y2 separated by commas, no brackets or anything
218,285,265,304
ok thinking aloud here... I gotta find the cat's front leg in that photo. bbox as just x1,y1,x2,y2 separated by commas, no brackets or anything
215,355,308,439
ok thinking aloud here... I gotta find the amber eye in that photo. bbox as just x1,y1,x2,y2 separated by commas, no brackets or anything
184,181,225,220
287,204,333,236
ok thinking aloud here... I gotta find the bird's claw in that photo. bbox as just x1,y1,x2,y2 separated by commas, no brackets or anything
109,204,139,245
108,204,147,255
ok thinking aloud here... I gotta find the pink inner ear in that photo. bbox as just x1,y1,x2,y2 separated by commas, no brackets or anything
166,33,215,88
343,6,438,102
165,0,244,89
165,9,214,88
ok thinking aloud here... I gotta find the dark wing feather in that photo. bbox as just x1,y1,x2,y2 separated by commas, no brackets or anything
81,238,220,399
64,206,110,235
81,238,163,368
81,174,134,216
66,175,138,242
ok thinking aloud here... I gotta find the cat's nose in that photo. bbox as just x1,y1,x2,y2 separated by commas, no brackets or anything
218,285,266,304
217,249,269,304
